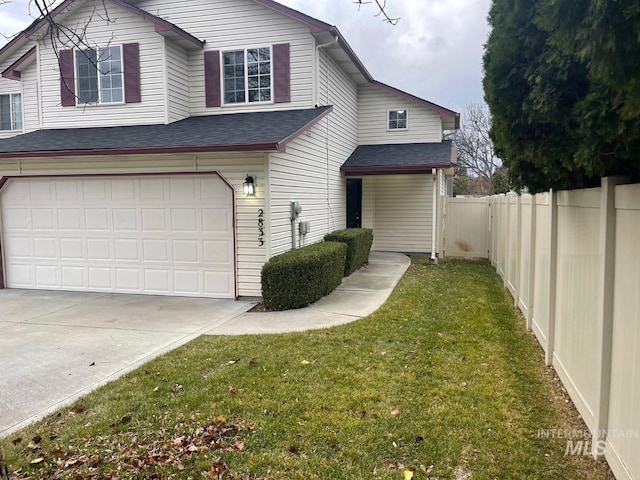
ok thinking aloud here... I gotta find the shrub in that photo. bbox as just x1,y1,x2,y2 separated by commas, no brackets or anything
261,241,347,311
324,228,374,276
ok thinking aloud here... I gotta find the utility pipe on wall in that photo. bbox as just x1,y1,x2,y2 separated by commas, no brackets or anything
314,35,339,106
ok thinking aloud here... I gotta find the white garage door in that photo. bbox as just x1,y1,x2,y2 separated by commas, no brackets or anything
0,175,235,298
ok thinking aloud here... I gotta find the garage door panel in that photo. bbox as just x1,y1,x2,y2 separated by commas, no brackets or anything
113,209,138,231
58,209,82,231
32,209,55,230
86,209,109,231
35,265,57,287
61,266,84,288
33,237,57,259
2,175,234,298
173,239,199,263
60,238,83,260
171,208,198,232
111,179,136,200
141,209,167,231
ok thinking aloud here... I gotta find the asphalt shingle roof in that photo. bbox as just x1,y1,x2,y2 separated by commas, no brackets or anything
341,140,454,174
0,106,333,158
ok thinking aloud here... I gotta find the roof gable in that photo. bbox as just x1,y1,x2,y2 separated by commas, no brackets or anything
0,0,203,62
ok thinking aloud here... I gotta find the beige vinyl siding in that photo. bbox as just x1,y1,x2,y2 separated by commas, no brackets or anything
268,123,331,255
134,0,315,114
0,152,268,297
361,174,434,253
20,61,41,133
358,84,443,145
36,0,167,129
165,40,190,123
267,42,359,255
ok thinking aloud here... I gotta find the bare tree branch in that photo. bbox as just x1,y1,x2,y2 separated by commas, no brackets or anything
355,0,400,25
453,103,503,194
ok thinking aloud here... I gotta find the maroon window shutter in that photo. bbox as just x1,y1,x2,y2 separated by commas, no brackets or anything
273,43,290,104
204,50,221,107
123,43,141,103
59,49,76,107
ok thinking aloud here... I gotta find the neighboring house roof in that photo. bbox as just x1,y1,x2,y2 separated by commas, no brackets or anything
0,106,332,159
0,0,204,59
341,141,455,175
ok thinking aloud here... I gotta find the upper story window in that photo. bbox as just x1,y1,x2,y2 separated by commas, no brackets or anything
388,110,408,130
0,93,22,131
223,47,272,104
75,46,123,104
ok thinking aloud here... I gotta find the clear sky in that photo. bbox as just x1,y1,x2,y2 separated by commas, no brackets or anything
0,0,492,114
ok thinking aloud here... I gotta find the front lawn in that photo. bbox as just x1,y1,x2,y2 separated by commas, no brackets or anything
1,258,614,479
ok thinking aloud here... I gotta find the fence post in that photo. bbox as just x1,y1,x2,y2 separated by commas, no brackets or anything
503,195,511,289
592,176,628,459
514,194,522,308
526,196,537,330
545,190,558,367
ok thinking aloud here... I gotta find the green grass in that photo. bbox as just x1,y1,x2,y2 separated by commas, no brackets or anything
1,257,614,479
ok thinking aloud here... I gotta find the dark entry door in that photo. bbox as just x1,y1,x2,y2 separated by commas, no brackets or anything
346,178,362,228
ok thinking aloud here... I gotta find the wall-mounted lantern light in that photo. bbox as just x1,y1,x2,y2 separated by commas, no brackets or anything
243,175,255,196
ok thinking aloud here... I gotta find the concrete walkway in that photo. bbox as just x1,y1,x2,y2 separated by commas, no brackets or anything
208,251,410,335
0,251,409,438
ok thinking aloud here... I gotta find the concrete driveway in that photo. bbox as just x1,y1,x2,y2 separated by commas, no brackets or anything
0,290,253,438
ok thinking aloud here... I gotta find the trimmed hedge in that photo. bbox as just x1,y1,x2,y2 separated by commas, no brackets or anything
261,241,347,311
324,228,373,276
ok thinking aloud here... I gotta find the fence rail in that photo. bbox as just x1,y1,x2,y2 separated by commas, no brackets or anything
444,178,640,480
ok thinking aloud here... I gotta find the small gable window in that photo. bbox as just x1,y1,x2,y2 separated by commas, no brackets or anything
222,47,272,104
388,110,408,130
75,46,123,104
0,93,22,131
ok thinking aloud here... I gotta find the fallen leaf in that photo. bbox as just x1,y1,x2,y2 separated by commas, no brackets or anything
227,359,240,365
403,470,414,480
360,411,369,419
249,358,257,366
390,406,400,415
301,360,310,365
227,386,237,395
30,457,45,464
288,445,298,453
392,441,398,448
11,437,22,445
171,384,183,393
234,440,245,451
216,415,227,423
153,386,159,392
420,464,434,474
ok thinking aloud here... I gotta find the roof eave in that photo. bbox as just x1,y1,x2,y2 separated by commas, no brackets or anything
1,46,37,80
341,164,453,175
0,142,281,160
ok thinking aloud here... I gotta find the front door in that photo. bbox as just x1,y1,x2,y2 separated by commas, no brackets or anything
346,178,362,228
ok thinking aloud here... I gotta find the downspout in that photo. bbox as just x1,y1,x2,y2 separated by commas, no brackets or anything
431,169,438,264
314,34,339,106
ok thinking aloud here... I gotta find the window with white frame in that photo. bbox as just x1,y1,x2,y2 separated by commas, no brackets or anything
75,46,123,104
0,93,22,131
388,110,408,130
223,47,272,104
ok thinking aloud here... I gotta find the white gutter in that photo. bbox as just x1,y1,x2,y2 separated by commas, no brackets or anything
314,34,339,106
431,169,438,263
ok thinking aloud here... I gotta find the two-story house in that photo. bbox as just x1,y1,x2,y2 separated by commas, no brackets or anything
0,0,459,299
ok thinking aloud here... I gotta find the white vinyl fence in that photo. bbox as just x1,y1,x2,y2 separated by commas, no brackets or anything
444,178,640,480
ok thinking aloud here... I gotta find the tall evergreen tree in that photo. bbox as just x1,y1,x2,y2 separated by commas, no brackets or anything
484,0,640,193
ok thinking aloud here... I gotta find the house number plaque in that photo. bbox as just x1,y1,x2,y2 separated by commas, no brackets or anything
258,209,265,246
